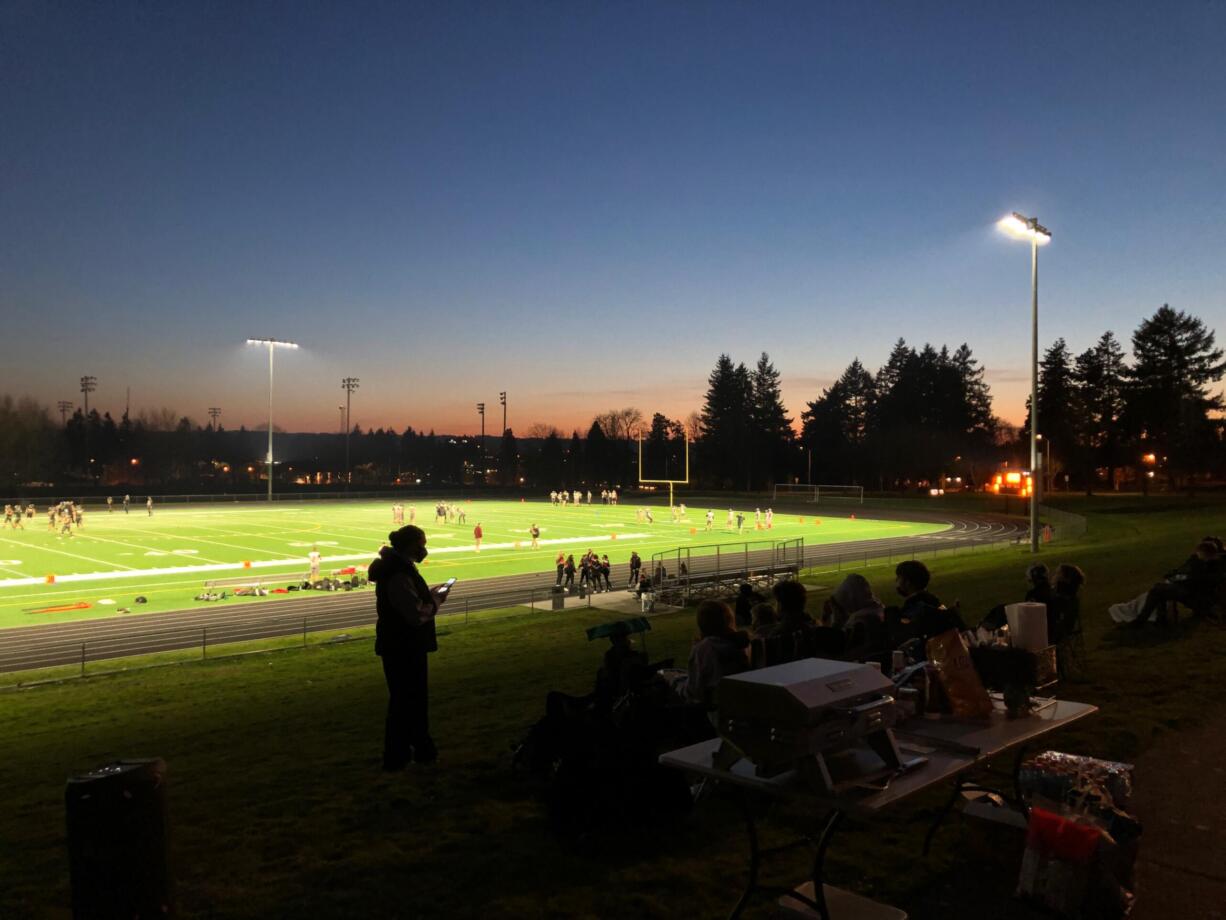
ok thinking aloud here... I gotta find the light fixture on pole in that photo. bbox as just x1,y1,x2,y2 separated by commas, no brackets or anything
57,400,73,427
342,377,360,489
499,391,507,435
246,338,299,501
79,376,97,416
208,407,221,430
997,212,1051,552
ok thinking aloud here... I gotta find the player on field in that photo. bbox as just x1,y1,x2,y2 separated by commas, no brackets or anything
586,490,592,505
726,508,734,530
473,522,483,552
3,505,12,528
146,496,153,516
74,504,84,528
408,505,416,524
107,496,114,512
123,494,130,513
25,503,35,518
754,508,762,530
678,502,686,519
308,545,322,582
705,509,714,531
550,490,558,506
529,524,540,549
765,508,774,529
644,508,653,524
736,511,745,533
46,505,56,531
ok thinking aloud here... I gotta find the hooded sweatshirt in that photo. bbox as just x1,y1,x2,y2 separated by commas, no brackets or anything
368,546,438,656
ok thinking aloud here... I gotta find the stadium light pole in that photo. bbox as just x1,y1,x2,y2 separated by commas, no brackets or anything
57,400,73,427
476,402,486,480
499,391,507,435
338,406,345,433
342,377,360,489
997,212,1051,553
246,338,299,501
79,376,97,417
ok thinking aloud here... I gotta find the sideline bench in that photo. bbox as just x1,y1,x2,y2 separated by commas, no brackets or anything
653,563,799,606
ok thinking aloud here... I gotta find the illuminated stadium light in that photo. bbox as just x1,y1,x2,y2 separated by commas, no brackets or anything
997,212,1052,552
246,338,299,501
997,212,1051,245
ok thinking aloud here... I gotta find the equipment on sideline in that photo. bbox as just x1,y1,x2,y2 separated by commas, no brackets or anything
772,483,865,504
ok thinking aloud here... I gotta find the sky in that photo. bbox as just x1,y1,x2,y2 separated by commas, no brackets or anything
2,1,1224,435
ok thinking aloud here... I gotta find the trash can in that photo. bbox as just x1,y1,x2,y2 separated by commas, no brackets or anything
66,758,171,919
551,586,566,611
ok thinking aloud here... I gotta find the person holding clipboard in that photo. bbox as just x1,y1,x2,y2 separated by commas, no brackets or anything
368,525,455,771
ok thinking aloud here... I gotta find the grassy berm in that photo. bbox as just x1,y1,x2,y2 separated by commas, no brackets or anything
1,497,1224,919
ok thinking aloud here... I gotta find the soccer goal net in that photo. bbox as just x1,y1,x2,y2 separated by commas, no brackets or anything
771,483,865,504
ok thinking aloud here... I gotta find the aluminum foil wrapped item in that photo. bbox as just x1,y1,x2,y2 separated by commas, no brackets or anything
1020,751,1134,811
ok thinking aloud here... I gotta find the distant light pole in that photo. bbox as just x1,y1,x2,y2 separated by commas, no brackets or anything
338,406,345,433
1036,433,1052,493
79,376,97,416
499,391,507,435
477,402,486,480
57,400,73,427
208,407,222,431
246,338,299,501
342,377,360,488
997,212,1052,553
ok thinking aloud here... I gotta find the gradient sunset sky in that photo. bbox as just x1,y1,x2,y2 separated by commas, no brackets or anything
3,1,1224,435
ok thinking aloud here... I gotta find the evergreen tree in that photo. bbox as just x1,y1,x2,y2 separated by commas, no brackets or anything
585,420,611,484
1126,305,1225,487
1071,331,1128,493
748,352,794,489
1024,339,1077,490
699,355,747,487
801,359,875,483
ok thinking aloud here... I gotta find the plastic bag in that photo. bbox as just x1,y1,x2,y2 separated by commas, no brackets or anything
925,629,993,719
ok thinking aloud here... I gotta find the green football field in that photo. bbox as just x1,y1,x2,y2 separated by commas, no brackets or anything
0,499,946,628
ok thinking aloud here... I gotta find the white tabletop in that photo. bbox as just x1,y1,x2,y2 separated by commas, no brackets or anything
658,699,1097,815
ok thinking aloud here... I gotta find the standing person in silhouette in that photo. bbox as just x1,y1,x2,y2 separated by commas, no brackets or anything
369,525,448,770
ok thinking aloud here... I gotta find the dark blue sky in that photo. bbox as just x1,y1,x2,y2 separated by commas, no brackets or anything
3,1,1223,433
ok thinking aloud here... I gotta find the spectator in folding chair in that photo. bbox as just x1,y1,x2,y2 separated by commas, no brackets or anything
762,580,845,665
685,601,750,711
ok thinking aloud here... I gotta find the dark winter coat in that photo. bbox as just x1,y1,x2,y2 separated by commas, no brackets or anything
368,546,438,656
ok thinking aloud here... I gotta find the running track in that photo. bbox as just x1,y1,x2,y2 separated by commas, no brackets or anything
0,508,1025,673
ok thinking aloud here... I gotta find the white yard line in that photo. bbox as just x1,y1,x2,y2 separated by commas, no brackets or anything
0,535,137,571
0,532,653,588
69,532,229,565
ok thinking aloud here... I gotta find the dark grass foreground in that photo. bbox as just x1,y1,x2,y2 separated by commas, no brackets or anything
2,498,1224,919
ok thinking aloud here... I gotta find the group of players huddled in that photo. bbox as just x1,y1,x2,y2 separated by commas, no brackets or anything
549,489,618,506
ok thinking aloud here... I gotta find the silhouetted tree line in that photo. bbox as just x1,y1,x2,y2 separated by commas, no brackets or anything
2,306,1221,495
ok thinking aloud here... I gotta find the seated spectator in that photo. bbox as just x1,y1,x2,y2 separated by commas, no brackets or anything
979,563,1053,631
1047,563,1085,644
824,574,887,661
768,579,814,636
886,560,965,647
749,602,778,640
734,582,766,628
686,600,750,709
593,630,649,708
1129,540,1223,627
822,573,885,630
